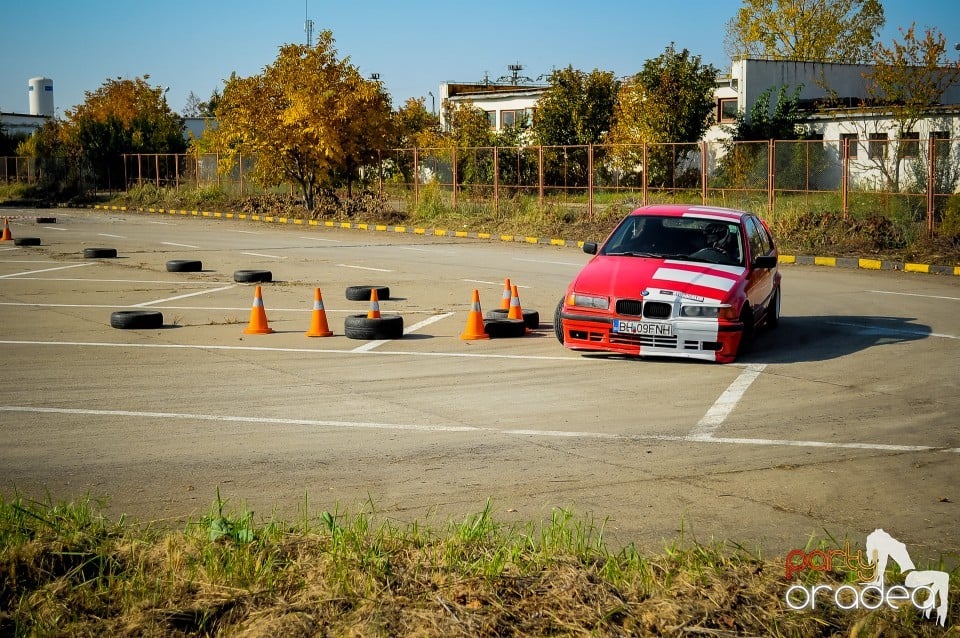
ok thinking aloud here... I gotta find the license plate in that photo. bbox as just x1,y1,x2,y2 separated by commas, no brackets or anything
612,320,673,336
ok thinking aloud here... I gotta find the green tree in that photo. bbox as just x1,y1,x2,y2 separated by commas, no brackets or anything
862,24,960,191
60,76,186,189
609,44,718,187
716,86,824,191
532,66,619,147
724,0,885,62
393,97,440,149
440,100,495,188
212,32,393,210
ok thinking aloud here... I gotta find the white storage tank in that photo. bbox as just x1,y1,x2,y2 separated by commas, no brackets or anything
28,77,54,117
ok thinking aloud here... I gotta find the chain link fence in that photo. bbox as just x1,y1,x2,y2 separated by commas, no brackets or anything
7,137,958,237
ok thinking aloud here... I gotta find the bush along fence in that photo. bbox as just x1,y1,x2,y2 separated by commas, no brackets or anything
5,137,960,238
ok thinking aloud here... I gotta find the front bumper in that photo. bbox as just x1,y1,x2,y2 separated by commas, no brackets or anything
560,310,743,363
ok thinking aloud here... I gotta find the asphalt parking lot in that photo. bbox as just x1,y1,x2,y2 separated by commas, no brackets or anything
0,207,957,560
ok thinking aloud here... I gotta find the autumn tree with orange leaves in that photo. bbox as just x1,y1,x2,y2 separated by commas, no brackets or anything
61,76,186,188
212,32,393,211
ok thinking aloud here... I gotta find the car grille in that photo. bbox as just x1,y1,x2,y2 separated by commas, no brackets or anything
642,302,672,319
615,299,643,316
614,299,673,319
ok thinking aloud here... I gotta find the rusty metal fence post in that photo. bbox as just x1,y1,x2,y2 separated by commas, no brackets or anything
538,145,544,206
926,136,935,235
700,141,708,205
642,143,648,206
452,147,458,209
841,139,849,217
493,146,499,215
767,140,775,215
587,144,594,221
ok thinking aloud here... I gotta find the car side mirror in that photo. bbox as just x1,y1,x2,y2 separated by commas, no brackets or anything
753,255,778,269
583,242,598,255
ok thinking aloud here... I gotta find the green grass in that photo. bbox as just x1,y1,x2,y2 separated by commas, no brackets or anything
1,494,957,636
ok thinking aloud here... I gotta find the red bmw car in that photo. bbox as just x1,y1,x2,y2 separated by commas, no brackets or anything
555,204,781,363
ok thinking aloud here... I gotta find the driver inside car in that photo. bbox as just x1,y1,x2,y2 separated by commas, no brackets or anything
704,222,740,264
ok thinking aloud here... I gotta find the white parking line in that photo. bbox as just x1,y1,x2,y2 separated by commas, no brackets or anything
0,260,59,264
1,405,955,453
299,236,341,243
0,277,232,285
688,364,766,439
350,312,455,353
161,242,200,248
133,284,236,307
99,233,126,239
337,264,392,272
41,226,68,231
0,340,578,361
869,290,960,301
512,257,582,267
0,247,20,252
242,252,284,259
462,279,530,288
0,263,92,279
230,229,257,234
398,246,456,255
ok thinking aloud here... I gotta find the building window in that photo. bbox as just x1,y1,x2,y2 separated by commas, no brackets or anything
485,111,496,128
717,98,738,123
868,133,887,160
899,131,919,158
499,108,534,129
840,133,858,158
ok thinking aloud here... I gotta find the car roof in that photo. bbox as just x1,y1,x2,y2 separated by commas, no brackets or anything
628,204,747,223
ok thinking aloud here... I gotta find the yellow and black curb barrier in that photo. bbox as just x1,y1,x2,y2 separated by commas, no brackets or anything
88,204,960,277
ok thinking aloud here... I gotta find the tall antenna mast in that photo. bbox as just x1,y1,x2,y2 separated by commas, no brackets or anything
304,0,314,47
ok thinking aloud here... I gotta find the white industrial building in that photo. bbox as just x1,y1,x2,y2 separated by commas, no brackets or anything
1,77,55,137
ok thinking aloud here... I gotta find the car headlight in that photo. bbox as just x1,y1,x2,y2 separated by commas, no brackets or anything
681,305,721,318
567,293,609,309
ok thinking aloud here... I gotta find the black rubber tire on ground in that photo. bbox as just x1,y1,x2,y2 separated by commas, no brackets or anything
83,247,118,258
110,310,164,329
766,287,780,329
483,318,527,338
166,259,203,273
233,269,272,283
14,237,41,246
345,285,390,301
344,313,404,340
554,299,565,344
35,217,57,224
484,307,540,330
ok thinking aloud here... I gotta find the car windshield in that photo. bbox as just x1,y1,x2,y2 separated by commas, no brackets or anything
600,215,744,266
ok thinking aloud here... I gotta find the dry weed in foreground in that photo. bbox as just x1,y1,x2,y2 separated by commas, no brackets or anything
0,495,957,637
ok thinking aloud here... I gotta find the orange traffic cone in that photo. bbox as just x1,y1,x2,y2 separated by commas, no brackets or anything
0,218,11,241
460,289,490,340
507,284,529,332
499,278,512,310
305,287,333,337
367,288,381,319
243,285,274,334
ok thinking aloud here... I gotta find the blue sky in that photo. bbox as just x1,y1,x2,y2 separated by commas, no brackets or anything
2,1,958,117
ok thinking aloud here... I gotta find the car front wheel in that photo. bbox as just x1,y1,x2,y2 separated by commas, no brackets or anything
767,287,780,329
553,299,565,344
